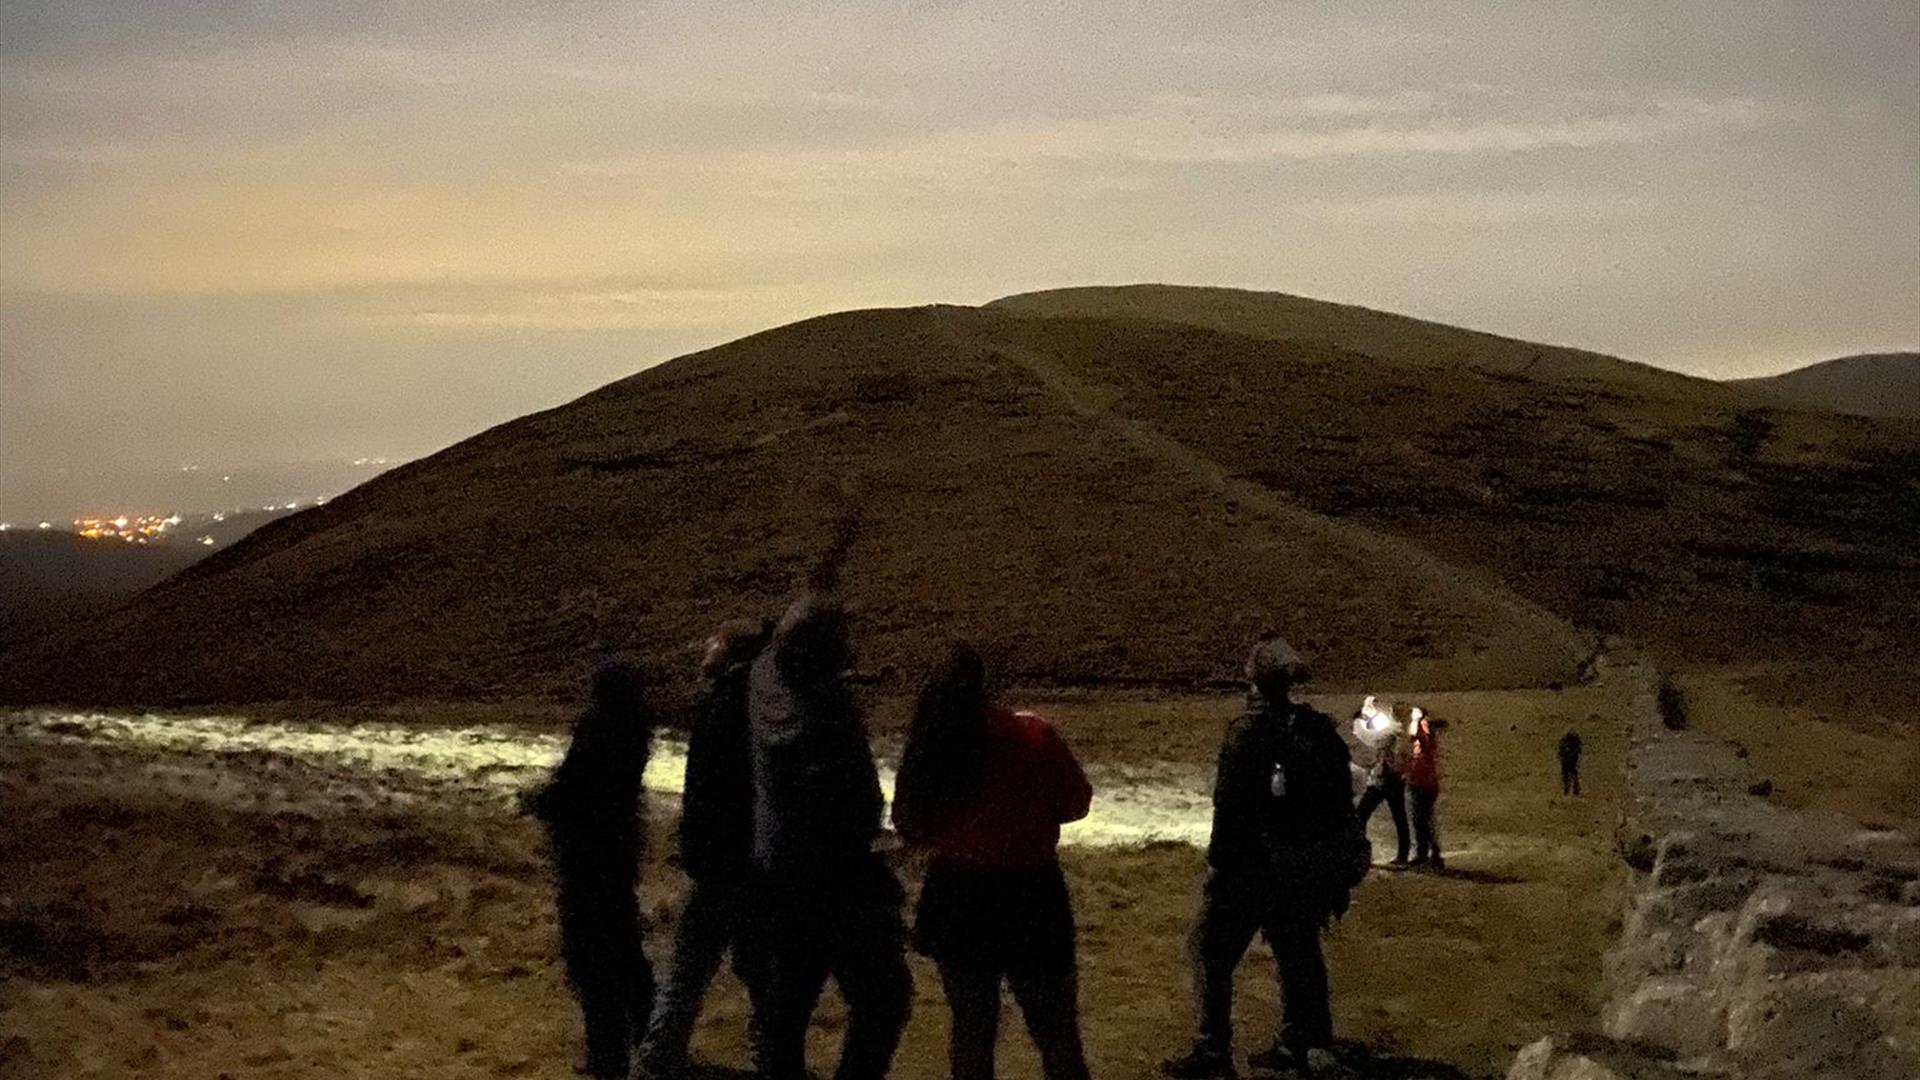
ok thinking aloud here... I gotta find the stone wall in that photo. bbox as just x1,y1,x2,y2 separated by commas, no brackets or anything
1511,658,1920,1080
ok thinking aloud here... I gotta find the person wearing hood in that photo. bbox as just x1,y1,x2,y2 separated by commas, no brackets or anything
746,516,912,1080
1163,636,1365,1079
637,618,774,1078
527,658,656,1080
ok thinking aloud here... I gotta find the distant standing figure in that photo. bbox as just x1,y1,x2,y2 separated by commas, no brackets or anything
746,514,912,1080
1353,705,1411,866
636,618,774,1077
1162,636,1365,1079
528,658,656,1080
893,644,1095,1080
1558,730,1584,796
1405,707,1444,872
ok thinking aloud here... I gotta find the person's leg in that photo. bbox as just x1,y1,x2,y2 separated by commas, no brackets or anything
1355,784,1383,826
623,918,657,1072
1008,968,1092,1080
576,975,632,1079
938,963,1003,1080
638,877,736,1070
1426,791,1444,867
754,900,830,1080
560,891,642,1080
826,874,912,1080
1187,870,1263,1055
1385,777,1411,863
1409,788,1433,863
1571,765,1581,797
1263,916,1332,1057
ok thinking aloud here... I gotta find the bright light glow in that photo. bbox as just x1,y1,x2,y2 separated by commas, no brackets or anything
38,522,51,529
212,512,226,522
9,711,1213,850
198,536,216,546
0,523,10,532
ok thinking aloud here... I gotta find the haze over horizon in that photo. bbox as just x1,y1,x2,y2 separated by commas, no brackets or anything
3,1,1916,480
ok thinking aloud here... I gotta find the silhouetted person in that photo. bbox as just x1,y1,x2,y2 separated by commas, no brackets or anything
637,618,774,1077
747,514,911,1080
1558,730,1583,796
1353,703,1411,866
529,658,656,1080
1164,636,1363,1079
1406,707,1444,871
894,644,1094,1080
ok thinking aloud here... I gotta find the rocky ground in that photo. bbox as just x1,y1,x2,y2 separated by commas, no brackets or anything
3,681,1633,1079
1518,662,1920,1080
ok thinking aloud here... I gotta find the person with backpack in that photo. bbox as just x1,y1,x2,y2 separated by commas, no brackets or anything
636,618,774,1078
1557,730,1583,796
527,658,657,1080
1163,636,1366,1079
746,512,912,1080
1406,707,1444,871
893,643,1095,1080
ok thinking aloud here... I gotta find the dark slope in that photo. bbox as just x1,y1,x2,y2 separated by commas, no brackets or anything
6,292,1914,711
989,284,1744,401
1732,352,1920,420
1,305,1582,706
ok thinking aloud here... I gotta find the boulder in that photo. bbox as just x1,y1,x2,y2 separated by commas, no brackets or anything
1603,977,1724,1059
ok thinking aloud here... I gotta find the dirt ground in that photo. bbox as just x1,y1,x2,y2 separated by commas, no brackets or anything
1,684,1626,1080
1678,667,1920,833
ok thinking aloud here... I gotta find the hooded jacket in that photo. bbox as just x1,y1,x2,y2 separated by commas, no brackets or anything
746,593,885,874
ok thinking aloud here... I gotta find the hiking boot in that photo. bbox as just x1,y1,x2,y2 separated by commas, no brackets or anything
1161,1044,1236,1078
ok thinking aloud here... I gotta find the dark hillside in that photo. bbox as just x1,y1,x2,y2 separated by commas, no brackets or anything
7,290,1913,713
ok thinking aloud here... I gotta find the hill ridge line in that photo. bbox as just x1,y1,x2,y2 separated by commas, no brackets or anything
993,341,1590,669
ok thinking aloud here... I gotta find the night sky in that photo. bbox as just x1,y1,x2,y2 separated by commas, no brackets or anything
3,1,1915,487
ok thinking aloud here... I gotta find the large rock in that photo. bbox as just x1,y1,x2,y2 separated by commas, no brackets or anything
1603,978,1723,1060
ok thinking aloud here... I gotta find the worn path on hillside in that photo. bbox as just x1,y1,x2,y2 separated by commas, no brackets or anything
995,342,1591,685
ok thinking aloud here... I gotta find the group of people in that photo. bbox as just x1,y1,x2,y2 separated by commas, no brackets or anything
1347,696,1446,871
526,534,1387,1080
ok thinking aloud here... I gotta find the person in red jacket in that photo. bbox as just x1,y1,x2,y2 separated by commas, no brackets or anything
1405,707,1444,872
893,644,1094,1080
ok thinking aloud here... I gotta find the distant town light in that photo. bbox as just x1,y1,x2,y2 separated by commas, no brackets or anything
198,536,216,546
0,523,10,532
212,512,226,522
38,522,51,529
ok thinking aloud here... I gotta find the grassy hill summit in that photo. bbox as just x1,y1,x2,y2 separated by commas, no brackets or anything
4,288,1915,711
1731,351,1920,420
